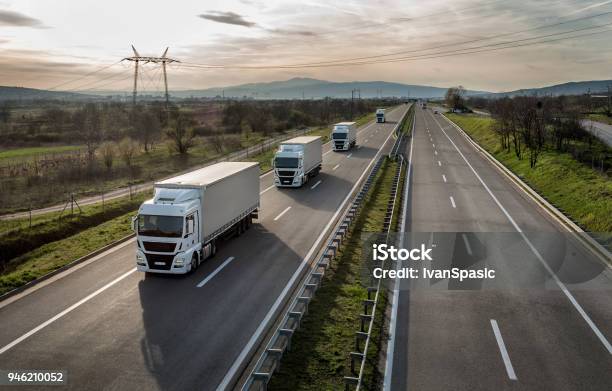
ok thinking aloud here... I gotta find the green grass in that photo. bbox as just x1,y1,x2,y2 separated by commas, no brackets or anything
269,158,399,390
587,113,612,125
0,210,135,296
446,113,612,232
0,145,85,161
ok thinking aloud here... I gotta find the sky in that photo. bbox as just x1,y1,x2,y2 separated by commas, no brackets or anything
0,0,611,93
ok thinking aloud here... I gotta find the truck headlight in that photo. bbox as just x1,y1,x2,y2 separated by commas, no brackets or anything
136,253,144,261
175,256,185,266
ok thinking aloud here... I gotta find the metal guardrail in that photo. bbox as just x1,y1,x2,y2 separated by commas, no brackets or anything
343,131,406,391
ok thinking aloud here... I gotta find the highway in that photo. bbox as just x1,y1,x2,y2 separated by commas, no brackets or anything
0,105,409,390
386,106,612,390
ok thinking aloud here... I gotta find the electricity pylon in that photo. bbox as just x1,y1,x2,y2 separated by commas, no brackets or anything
123,46,179,109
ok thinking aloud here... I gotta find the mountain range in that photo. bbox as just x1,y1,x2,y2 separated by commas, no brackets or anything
1,78,610,101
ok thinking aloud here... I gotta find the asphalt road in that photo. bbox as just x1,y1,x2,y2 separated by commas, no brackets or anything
0,105,409,390
581,119,612,148
387,106,612,390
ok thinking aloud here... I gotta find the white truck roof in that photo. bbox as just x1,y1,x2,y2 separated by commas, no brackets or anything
155,162,259,188
282,136,321,145
376,108,386,113
334,122,356,127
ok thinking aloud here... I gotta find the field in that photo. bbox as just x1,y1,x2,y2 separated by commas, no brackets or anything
0,145,85,161
587,113,612,125
446,113,612,232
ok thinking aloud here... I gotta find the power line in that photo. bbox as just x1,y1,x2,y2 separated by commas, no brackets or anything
46,60,122,90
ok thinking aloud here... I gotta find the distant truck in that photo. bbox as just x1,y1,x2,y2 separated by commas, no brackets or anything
376,108,386,123
332,122,357,151
273,136,322,187
133,162,260,274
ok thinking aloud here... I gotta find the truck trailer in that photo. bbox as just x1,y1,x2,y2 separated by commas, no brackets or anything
332,122,357,151
273,136,322,187
133,162,260,274
376,108,386,123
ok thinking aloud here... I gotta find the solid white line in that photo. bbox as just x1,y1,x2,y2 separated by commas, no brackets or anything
431,113,612,355
218,106,405,391
462,233,473,255
273,206,291,221
438,160,442,166
347,153,352,158
310,180,322,190
0,268,137,355
197,257,235,288
450,196,456,208
333,164,340,170
491,319,518,380
384,104,415,391
442,174,447,183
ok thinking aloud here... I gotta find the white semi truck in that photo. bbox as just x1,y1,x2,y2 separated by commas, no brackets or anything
376,108,386,123
273,136,322,187
133,162,260,274
332,122,357,151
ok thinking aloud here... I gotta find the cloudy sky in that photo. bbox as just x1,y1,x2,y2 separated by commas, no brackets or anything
0,0,611,93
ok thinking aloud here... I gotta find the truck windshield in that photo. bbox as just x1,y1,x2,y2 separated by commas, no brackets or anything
332,132,347,139
138,215,183,238
275,157,299,168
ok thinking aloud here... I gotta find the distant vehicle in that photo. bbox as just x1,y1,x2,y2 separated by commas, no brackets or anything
376,108,386,123
332,122,357,151
133,162,260,274
422,103,427,109
434,110,439,114
273,136,322,187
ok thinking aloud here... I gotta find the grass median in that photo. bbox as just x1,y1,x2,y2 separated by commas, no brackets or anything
269,158,399,390
445,113,612,233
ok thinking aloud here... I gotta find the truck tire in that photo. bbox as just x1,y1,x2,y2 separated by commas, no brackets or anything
190,254,198,273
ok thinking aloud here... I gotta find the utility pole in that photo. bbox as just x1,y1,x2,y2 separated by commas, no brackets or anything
123,46,179,110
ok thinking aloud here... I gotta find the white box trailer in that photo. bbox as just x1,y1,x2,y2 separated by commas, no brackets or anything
376,108,386,123
273,136,322,187
134,162,260,274
332,122,357,151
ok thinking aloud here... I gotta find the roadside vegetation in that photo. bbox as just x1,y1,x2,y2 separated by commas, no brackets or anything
269,158,400,390
0,98,392,214
446,113,612,233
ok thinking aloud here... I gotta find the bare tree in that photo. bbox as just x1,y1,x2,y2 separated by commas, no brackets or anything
166,115,196,154
445,86,467,111
82,103,102,161
118,137,137,167
99,142,116,170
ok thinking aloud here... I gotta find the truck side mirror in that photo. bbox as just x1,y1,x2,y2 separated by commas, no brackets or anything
271,158,275,168
131,216,138,232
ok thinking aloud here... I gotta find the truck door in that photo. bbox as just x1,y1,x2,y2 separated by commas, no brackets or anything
185,213,196,246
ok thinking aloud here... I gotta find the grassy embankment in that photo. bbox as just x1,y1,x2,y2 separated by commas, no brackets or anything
269,158,401,390
446,113,612,232
587,113,612,125
0,112,379,295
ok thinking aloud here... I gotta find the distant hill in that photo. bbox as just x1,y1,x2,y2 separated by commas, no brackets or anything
171,78,489,99
0,86,93,101
489,79,612,98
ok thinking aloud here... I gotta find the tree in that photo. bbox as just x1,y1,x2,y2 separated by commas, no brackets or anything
445,86,466,111
82,103,102,161
0,103,11,124
118,137,137,167
131,106,161,152
166,115,195,154
99,142,116,170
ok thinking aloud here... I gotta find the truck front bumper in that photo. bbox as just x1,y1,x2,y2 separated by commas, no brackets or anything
136,250,192,274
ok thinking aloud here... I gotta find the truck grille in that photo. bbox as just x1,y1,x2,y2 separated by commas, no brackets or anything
145,253,174,270
143,241,176,252
335,142,345,149
278,170,295,177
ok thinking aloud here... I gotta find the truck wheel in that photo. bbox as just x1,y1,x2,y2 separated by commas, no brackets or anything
190,254,198,273
211,241,217,257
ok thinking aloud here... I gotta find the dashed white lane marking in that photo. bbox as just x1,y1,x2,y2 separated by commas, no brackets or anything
333,164,340,170
461,234,472,255
273,206,292,221
438,160,442,166
310,180,322,189
450,196,456,208
491,319,518,381
442,174,447,183
197,257,235,288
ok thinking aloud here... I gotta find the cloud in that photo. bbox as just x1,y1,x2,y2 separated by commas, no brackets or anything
0,9,44,27
197,11,256,27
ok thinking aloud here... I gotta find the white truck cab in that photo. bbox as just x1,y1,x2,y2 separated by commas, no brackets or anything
376,108,386,123
273,136,322,187
332,122,357,151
